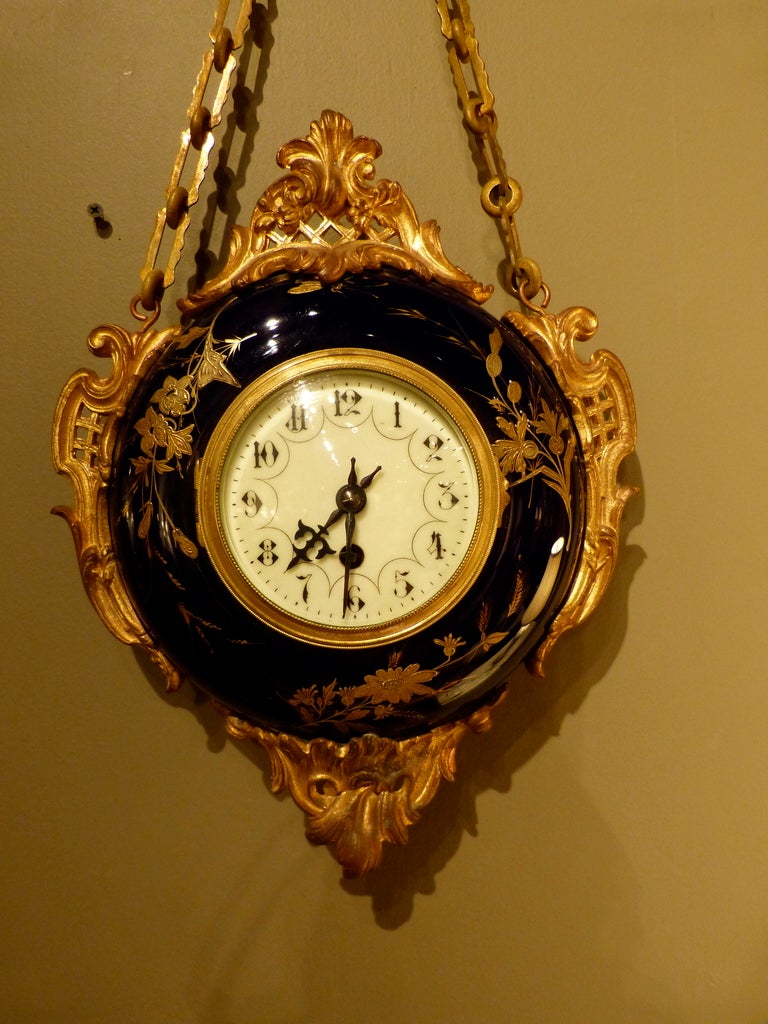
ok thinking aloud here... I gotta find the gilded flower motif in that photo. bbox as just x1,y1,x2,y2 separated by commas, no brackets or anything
506,380,522,404
198,337,240,388
493,414,539,474
289,685,318,709
548,435,565,455
353,664,437,704
533,400,570,455
125,323,241,564
434,633,466,658
151,375,193,416
135,407,194,460
485,328,504,378
135,406,171,454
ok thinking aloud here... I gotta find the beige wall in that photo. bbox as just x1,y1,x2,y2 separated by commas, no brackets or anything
3,1,767,1020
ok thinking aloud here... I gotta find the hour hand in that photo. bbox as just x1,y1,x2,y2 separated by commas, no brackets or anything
286,520,336,570
311,460,382,535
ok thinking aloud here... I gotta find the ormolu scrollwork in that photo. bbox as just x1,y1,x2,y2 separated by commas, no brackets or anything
503,305,638,674
221,700,499,876
52,320,187,691
180,111,492,315
53,112,636,875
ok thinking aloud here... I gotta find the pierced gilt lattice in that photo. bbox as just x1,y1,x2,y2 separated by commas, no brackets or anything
72,405,106,465
583,389,618,451
264,209,394,253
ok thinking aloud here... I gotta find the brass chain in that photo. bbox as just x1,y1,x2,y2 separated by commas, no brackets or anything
132,0,256,321
133,0,546,320
435,0,548,308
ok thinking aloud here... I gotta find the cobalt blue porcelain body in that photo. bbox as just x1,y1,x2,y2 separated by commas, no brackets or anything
110,269,585,740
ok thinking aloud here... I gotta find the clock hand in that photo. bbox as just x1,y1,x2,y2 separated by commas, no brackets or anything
342,508,356,618
286,519,336,570
334,459,381,616
358,463,383,490
333,459,381,518
340,458,359,617
287,459,381,572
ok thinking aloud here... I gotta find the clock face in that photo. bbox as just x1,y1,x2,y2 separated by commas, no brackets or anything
197,349,503,646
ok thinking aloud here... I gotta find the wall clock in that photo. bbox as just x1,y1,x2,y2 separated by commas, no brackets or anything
52,4,636,875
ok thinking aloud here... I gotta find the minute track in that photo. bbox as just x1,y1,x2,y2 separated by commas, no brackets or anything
196,346,505,649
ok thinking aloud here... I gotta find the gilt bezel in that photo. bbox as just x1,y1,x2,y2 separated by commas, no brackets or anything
196,348,504,648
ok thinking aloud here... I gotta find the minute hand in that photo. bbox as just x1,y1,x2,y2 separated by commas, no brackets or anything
341,509,356,618
334,459,381,616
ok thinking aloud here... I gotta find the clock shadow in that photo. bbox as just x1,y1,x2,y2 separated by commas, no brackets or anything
341,452,645,925
133,456,644,928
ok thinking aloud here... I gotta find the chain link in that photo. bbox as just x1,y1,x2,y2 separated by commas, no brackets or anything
435,0,548,308
133,0,256,318
134,0,546,318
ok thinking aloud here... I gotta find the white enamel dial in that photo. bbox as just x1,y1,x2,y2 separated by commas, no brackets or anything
198,350,501,647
